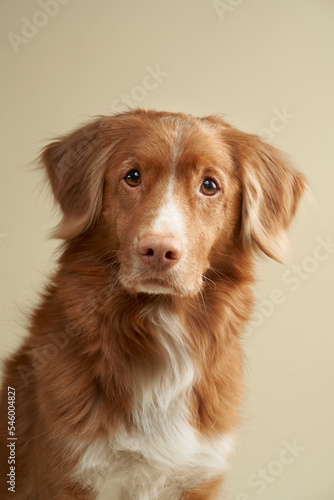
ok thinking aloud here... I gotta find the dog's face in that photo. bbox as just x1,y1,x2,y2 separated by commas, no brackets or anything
102,116,242,297
42,110,307,297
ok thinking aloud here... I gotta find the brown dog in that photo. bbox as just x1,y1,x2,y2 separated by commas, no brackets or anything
0,110,307,499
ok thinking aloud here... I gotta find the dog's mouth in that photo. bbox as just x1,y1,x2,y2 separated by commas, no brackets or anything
141,277,170,288
117,258,204,297
133,277,176,295
119,271,202,298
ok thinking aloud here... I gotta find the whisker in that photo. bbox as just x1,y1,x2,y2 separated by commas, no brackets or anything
202,274,217,289
199,289,209,320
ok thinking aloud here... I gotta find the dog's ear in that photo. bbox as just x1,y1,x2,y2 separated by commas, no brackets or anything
225,129,308,261
41,118,113,239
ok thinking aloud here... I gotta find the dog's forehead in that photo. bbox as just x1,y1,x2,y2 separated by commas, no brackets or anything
117,114,231,174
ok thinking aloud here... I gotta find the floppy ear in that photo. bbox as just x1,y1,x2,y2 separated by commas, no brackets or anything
41,118,113,239
226,129,308,261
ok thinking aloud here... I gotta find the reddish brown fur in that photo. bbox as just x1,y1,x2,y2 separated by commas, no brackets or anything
0,110,307,499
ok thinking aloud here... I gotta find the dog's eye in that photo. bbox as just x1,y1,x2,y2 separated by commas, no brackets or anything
201,178,218,196
125,170,141,187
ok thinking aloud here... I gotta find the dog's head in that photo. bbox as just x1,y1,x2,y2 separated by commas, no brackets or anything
41,110,307,297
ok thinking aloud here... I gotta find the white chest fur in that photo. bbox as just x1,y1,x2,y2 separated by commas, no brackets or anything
71,309,234,500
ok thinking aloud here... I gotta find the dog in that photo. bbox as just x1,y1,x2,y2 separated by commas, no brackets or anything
0,109,307,499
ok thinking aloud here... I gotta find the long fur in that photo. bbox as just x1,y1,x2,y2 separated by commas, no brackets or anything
0,110,307,499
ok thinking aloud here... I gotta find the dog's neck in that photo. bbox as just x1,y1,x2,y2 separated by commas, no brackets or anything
30,245,254,439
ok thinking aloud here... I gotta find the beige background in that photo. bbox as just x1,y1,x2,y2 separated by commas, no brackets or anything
1,1,334,499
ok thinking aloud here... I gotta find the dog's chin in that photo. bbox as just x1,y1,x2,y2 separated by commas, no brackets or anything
119,276,197,297
125,280,180,296
136,283,176,295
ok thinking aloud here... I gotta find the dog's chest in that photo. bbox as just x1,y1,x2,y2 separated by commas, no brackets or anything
72,397,233,500
71,310,234,498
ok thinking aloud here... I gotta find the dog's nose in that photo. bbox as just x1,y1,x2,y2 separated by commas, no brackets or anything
137,235,183,270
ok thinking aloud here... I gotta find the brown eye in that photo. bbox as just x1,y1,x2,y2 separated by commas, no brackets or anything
201,178,218,196
125,169,141,187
